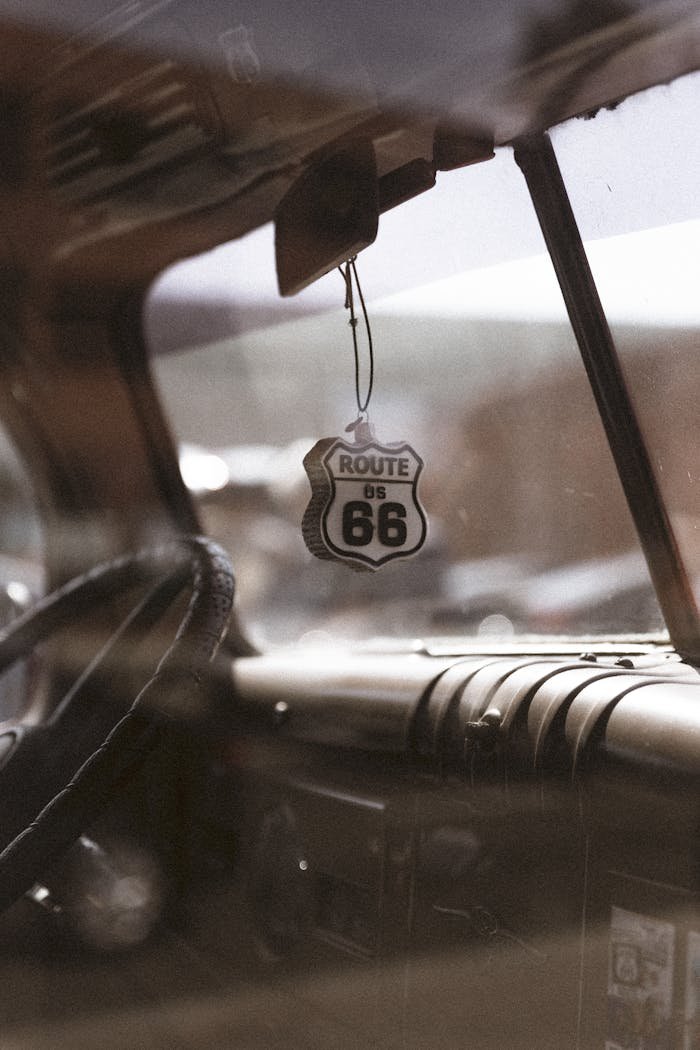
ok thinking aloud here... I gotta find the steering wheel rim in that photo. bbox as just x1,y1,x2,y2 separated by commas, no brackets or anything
0,535,234,913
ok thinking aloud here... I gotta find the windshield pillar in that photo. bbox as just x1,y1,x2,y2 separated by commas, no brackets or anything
514,132,700,661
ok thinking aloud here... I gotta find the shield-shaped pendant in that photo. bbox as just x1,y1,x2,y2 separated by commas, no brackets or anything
303,436,427,570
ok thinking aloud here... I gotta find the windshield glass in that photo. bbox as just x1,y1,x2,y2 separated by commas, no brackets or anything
554,75,700,615
147,76,699,649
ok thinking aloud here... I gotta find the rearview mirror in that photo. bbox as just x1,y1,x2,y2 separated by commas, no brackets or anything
275,140,378,296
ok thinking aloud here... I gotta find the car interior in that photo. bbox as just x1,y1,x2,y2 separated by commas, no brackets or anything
0,1,698,1047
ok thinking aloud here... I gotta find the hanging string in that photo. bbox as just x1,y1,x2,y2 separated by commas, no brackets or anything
338,256,374,419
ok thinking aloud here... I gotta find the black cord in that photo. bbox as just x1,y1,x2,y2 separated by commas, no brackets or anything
338,257,374,417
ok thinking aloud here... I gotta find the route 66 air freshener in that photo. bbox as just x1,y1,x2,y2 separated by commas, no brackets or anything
303,429,427,570
302,257,427,569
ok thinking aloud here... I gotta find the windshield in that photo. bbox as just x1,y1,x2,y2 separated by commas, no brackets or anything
555,80,700,613
148,74,698,649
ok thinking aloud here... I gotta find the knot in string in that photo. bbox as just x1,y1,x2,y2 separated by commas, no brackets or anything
338,257,374,417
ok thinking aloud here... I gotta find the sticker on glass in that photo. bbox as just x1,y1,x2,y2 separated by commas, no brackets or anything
607,906,675,1050
685,931,700,1050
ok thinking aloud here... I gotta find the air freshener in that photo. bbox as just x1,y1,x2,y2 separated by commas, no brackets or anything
302,259,427,570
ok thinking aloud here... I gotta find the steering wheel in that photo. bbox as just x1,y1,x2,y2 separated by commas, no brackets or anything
0,535,234,914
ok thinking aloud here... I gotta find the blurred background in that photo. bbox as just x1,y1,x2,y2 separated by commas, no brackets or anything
143,73,698,647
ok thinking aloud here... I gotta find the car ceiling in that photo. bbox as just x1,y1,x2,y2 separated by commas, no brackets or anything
0,0,698,291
